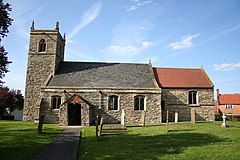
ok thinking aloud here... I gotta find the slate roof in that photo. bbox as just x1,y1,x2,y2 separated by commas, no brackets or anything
153,67,213,88
219,94,240,105
47,61,156,89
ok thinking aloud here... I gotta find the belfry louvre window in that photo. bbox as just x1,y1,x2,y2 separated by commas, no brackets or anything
52,96,61,109
108,95,118,110
38,39,46,52
134,96,145,110
189,91,198,105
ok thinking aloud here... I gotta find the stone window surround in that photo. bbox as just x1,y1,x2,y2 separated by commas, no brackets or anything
188,90,199,106
38,39,47,53
107,95,120,111
225,104,233,109
51,95,61,110
134,95,146,111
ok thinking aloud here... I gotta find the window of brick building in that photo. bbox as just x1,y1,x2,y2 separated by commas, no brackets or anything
225,104,233,109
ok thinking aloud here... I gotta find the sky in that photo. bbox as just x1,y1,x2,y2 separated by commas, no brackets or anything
2,0,240,96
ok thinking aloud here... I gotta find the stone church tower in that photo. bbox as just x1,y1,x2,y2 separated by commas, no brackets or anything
23,22,65,122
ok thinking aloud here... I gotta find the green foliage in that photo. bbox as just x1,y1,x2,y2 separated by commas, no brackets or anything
0,45,11,83
0,0,13,40
0,121,62,160
1,115,14,120
215,113,223,121
233,115,240,121
0,86,24,117
79,122,240,160
0,0,13,83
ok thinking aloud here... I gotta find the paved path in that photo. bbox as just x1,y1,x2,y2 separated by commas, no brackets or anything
33,126,83,160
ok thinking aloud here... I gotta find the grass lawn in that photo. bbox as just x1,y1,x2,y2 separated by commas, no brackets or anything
79,121,240,160
0,120,62,160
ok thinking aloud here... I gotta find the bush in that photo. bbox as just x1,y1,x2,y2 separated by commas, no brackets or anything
233,115,240,121
215,114,222,121
2,115,14,120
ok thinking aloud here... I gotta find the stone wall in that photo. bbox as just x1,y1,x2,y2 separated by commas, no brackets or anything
161,88,215,122
40,88,161,125
23,29,65,122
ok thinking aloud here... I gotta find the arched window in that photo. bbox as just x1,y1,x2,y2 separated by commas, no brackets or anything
134,95,145,110
188,91,198,105
52,96,61,109
38,39,46,52
108,95,119,110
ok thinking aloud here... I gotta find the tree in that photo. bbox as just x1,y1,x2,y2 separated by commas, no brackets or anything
0,46,11,83
0,0,13,83
0,86,24,117
0,0,13,40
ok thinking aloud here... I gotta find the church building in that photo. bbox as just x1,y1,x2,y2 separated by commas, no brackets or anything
23,22,215,126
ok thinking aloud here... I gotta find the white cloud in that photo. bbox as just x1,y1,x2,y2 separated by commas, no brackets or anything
66,2,102,43
125,0,153,12
103,45,138,55
142,41,154,48
111,19,154,47
213,62,240,71
102,41,154,55
168,34,200,50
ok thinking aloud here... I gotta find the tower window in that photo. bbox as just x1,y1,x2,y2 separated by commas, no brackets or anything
38,39,46,52
188,91,198,105
134,95,145,110
52,96,61,109
108,95,119,110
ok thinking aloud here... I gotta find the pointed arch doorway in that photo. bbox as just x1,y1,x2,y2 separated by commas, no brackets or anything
68,102,81,125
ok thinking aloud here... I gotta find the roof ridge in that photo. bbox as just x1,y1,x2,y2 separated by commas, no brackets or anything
62,61,148,65
220,93,240,95
153,67,202,70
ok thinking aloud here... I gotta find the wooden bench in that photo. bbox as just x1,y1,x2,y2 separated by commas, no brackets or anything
96,116,127,140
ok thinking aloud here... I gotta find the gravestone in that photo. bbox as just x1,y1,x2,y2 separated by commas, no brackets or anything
221,114,227,128
37,114,44,134
166,110,169,133
121,109,125,126
191,108,196,123
95,115,99,140
140,111,146,127
175,112,178,123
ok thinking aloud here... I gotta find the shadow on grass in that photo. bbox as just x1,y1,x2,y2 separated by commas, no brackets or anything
80,131,224,160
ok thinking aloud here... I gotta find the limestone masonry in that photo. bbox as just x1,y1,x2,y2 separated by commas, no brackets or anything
23,22,215,126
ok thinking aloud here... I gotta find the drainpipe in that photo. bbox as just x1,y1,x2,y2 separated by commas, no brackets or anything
98,91,102,109
216,89,220,104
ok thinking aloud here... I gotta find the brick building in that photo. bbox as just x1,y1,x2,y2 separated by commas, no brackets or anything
216,89,240,116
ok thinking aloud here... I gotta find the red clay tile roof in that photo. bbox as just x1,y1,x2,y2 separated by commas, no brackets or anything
219,94,240,105
153,67,213,88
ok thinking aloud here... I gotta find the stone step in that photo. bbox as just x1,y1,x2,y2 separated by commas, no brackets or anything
101,130,127,133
